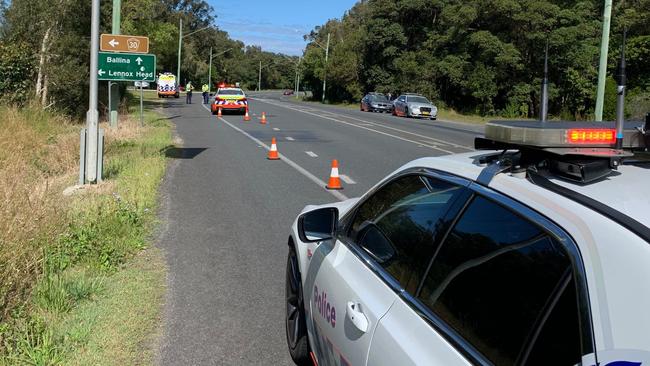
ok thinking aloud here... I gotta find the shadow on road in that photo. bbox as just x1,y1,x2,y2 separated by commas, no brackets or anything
162,146,208,159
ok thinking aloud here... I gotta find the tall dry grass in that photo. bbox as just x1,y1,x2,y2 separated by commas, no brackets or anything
0,105,78,321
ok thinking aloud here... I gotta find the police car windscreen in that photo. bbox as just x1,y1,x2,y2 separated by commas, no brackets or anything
218,89,244,95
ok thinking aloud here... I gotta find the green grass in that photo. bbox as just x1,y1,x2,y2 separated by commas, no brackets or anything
0,94,172,365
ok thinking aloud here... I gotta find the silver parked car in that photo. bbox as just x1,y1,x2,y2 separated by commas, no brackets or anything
392,93,437,120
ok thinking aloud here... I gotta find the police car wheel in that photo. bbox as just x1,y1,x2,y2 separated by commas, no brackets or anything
285,246,311,365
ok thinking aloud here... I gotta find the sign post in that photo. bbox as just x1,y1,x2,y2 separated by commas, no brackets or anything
109,2,121,128
134,81,149,127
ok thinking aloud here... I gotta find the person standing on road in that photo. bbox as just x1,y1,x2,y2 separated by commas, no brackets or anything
202,83,209,104
186,82,194,104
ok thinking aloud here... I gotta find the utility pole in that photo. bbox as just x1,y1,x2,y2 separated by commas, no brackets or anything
540,39,549,122
85,0,100,183
177,18,182,87
208,46,212,93
109,0,121,128
595,0,613,121
321,32,330,103
258,60,262,91
615,27,627,149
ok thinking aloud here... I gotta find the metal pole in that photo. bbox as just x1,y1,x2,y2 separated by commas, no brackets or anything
85,0,100,183
321,33,330,103
258,60,262,91
177,18,182,88
109,0,121,128
140,84,144,127
540,39,549,122
595,0,613,121
208,47,212,93
615,28,627,149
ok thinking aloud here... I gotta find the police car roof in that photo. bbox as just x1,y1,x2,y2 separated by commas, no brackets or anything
402,152,650,230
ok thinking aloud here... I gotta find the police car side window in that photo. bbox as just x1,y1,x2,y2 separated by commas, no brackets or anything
418,195,582,366
349,175,464,293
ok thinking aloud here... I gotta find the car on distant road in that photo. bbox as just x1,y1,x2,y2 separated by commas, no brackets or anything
211,87,248,115
283,90,295,96
284,119,650,366
360,93,393,113
392,93,437,119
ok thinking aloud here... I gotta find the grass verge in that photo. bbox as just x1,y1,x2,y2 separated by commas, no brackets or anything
0,94,172,365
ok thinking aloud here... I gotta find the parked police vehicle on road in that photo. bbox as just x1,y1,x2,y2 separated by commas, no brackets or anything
285,116,650,366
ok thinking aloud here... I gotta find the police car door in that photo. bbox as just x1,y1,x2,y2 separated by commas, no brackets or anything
368,185,597,366
305,172,469,365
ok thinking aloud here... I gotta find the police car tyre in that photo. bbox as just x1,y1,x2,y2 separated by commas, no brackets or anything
285,246,311,365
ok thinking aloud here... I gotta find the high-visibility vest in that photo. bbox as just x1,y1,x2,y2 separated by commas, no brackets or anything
202,84,209,92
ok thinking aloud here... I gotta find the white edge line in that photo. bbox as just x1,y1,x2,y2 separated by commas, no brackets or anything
202,104,348,201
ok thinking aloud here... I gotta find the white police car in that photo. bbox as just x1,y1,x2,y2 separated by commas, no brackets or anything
285,118,650,366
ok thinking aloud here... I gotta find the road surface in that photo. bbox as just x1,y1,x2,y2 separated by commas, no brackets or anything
156,92,482,365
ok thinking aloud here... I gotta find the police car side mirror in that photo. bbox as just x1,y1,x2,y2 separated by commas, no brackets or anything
298,207,338,243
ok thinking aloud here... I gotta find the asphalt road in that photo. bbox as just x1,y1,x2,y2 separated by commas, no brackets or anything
156,93,483,365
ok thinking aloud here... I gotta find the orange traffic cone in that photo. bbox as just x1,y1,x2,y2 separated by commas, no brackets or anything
243,109,251,121
260,112,267,124
326,160,343,190
217,107,222,117
267,138,280,160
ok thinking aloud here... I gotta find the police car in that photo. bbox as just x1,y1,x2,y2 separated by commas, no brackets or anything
211,86,248,115
285,118,650,366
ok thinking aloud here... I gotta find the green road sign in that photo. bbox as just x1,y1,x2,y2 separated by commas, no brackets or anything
98,52,156,82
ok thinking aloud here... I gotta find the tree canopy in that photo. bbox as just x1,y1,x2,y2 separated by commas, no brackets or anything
301,0,650,119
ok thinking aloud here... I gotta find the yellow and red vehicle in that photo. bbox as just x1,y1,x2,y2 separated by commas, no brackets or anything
211,87,248,115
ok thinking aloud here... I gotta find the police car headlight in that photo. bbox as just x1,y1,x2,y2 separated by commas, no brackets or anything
411,106,420,113
371,103,379,108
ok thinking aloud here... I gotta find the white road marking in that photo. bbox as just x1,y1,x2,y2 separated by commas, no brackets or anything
256,98,474,151
286,136,295,141
201,104,348,201
254,99,457,154
340,175,356,184
305,151,318,157
272,127,280,131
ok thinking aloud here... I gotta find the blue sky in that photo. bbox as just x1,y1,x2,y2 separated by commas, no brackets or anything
210,0,358,56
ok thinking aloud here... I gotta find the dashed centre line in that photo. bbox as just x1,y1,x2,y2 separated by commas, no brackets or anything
305,151,318,157
272,127,280,131
286,137,295,141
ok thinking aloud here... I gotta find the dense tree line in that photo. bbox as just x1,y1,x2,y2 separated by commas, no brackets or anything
301,0,650,119
0,0,297,117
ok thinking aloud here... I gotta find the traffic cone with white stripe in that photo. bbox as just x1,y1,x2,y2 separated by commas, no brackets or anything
217,107,222,117
267,138,280,160
260,112,267,124
326,160,343,190
243,109,251,121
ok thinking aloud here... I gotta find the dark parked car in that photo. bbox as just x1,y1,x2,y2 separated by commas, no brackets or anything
360,93,393,113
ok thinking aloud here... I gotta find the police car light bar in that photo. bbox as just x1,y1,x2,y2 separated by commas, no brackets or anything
481,120,646,149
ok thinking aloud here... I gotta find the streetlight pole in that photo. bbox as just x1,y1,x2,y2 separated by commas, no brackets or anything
258,60,262,91
177,18,182,85
85,0,100,183
208,46,212,92
595,0,613,121
321,32,330,103
208,48,232,93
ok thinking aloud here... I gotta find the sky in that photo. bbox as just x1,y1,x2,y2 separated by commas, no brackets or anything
210,0,358,56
